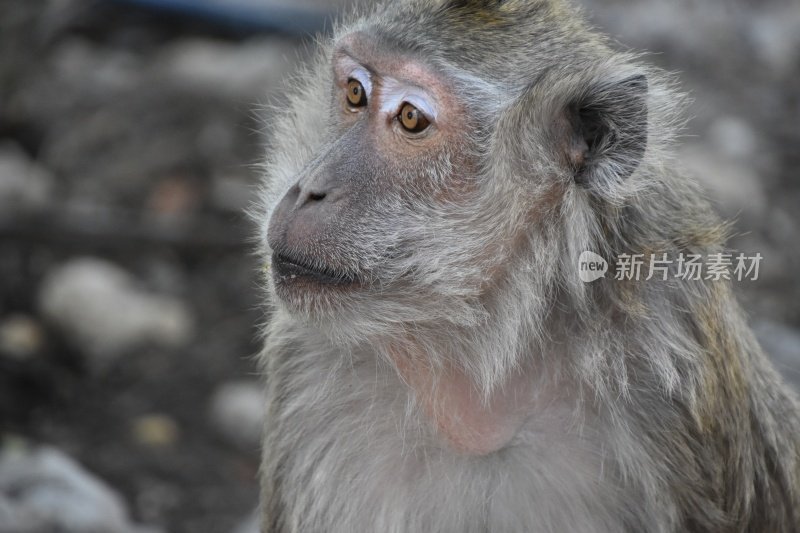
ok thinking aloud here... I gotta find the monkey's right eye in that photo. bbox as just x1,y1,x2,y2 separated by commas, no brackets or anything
346,79,367,108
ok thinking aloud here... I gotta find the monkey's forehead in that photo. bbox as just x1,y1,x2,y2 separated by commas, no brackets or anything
337,0,604,85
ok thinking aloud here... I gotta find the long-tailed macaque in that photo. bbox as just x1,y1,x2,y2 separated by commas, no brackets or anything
256,0,800,531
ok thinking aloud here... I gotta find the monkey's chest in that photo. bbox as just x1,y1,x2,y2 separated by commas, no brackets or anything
264,354,631,533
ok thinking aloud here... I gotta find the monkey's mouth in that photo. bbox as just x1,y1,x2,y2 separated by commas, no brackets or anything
272,252,358,287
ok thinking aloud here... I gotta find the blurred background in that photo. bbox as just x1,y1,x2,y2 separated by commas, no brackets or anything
0,0,798,532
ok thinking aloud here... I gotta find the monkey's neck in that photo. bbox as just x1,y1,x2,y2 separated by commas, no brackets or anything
386,343,537,455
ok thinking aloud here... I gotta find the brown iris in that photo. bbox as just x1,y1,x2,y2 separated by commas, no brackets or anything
347,79,367,107
399,103,430,133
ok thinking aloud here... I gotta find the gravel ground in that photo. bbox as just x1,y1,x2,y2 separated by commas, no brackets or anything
0,1,798,532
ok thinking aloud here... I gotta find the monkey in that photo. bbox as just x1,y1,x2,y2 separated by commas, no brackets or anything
254,0,800,531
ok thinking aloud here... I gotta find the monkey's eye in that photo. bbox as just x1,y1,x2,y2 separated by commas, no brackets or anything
346,79,367,107
398,103,431,133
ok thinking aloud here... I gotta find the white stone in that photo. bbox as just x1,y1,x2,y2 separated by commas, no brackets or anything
38,258,193,365
0,446,158,533
0,143,54,211
210,381,265,449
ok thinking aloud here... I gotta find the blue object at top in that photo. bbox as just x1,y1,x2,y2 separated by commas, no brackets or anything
108,0,335,35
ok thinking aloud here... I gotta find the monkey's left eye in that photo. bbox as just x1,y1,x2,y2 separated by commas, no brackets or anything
398,103,431,133
346,79,367,107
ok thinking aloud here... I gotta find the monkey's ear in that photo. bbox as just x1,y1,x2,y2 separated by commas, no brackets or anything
562,74,649,189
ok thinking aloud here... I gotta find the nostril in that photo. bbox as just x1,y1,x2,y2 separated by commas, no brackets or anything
307,191,326,202
293,185,334,209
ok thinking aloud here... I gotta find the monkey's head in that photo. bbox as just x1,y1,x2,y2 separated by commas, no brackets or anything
261,0,678,361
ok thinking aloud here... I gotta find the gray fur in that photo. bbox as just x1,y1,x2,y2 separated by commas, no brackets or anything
254,0,800,531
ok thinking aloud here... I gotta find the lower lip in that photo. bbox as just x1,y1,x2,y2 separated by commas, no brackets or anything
271,254,356,287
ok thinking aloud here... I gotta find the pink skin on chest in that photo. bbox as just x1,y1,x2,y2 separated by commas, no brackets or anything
388,345,535,456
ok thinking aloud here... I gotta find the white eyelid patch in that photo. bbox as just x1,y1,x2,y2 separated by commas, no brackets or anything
348,67,373,96
379,78,437,120
337,55,373,96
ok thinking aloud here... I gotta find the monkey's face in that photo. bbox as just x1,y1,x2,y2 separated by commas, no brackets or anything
263,22,650,340
265,33,496,327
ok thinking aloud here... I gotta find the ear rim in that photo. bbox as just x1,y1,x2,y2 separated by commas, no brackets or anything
569,73,650,188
